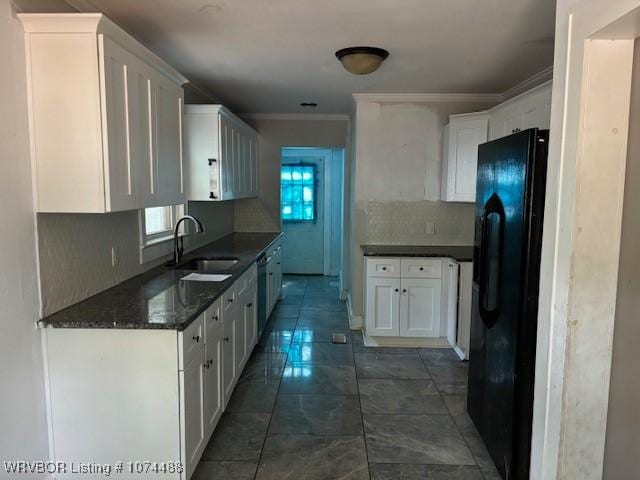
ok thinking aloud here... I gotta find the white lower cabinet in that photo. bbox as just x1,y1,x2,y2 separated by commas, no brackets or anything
365,277,401,336
43,263,259,480
365,257,450,340
400,278,441,337
181,348,207,478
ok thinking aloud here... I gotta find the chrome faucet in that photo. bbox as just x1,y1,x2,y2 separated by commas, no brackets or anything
173,215,205,265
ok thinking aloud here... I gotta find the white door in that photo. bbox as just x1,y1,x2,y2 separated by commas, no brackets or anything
243,288,257,358
100,37,138,212
181,348,206,479
221,317,235,405
366,277,401,336
446,116,489,202
204,337,222,438
400,278,442,338
281,155,325,274
442,260,460,346
155,75,184,206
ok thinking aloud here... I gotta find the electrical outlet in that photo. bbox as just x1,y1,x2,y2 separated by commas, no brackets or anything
425,221,436,235
111,246,118,267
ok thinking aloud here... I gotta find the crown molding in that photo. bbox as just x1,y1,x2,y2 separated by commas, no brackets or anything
501,66,554,101
352,93,503,104
240,113,350,121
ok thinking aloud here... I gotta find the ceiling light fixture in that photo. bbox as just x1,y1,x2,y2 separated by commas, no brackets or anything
335,46,389,75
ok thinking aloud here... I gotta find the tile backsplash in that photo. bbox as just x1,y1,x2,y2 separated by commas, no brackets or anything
365,200,475,245
38,202,234,317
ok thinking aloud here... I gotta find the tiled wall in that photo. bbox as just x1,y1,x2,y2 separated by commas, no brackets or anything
365,200,475,245
234,198,280,232
38,202,234,316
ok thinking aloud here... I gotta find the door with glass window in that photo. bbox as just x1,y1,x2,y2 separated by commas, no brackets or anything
280,156,324,274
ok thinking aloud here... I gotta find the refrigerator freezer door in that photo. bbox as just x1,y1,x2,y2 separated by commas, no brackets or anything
468,129,548,480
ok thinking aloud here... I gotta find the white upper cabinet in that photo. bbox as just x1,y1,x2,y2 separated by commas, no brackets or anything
19,14,187,213
441,113,489,203
184,105,259,201
441,82,553,204
488,81,552,141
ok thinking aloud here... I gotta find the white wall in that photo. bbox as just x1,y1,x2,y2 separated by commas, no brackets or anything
347,100,495,320
0,0,51,471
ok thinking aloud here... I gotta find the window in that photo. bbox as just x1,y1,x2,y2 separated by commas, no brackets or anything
141,204,184,244
139,204,186,264
281,164,316,222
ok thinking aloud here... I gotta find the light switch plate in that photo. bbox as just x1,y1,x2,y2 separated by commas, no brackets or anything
425,221,436,235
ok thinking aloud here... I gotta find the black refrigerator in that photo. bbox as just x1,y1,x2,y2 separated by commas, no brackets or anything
467,128,548,480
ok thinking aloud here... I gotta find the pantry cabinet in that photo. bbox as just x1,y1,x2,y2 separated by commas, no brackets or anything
19,14,187,213
441,113,490,202
184,105,259,201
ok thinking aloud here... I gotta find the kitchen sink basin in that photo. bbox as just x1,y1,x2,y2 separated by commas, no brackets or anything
178,257,239,271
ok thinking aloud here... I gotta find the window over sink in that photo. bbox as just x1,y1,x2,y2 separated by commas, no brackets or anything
139,204,185,264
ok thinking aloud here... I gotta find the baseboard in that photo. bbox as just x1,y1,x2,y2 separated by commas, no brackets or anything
364,334,452,348
453,344,467,360
346,293,363,330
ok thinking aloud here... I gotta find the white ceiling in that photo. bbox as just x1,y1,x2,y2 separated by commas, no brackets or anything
68,0,556,114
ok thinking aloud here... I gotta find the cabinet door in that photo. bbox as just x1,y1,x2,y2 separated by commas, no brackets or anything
443,115,488,202
266,261,276,315
249,134,259,197
221,317,236,405
442,260,460,346
204,336,222,438
400,278,442,338
180,348,207,479
365,277,401,336
155,75,185,206
218,114,233,200
243,287,258,360
234,299,246,374
132,64,158,208
100,37,139,212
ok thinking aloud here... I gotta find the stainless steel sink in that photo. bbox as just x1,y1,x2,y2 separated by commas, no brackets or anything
178,257,239,271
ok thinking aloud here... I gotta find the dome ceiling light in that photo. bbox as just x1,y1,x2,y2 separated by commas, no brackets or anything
335,46,389,75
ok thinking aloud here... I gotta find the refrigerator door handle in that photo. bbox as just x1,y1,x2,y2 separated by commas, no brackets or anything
478,193,505,327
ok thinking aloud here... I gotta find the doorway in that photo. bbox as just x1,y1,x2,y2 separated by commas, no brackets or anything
280,147,344,276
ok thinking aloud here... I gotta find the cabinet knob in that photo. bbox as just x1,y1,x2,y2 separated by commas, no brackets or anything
381,267,387,271
402,289,407,293
228,298,234,303
213,315,219,321
208,158,217,166
224,337,230,342
209,192,217,199
203,363,210,369
247,302,253,307
192,335,200,343
208,359,214,366
277,262,281,265
269,272,274,276
394,288,399,292
419,267,424,271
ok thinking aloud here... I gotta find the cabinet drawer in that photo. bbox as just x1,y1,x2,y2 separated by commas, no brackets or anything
222,285,236,314
401,258,443,278
205,297,222,343
366,258,401,278
179,313,205,370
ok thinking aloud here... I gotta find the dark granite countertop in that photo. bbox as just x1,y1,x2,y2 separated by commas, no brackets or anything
361,244,474,262
41,232,283,331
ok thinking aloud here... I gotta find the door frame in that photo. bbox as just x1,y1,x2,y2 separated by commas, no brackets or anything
281,147,344,276
533,2,640,478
